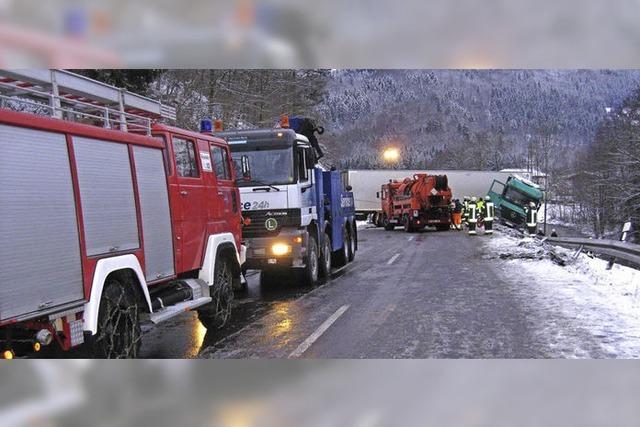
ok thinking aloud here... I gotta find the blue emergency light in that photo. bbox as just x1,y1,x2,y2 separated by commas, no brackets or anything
200,118,212,133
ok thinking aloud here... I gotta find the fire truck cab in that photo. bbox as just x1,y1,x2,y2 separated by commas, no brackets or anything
0,70,247,358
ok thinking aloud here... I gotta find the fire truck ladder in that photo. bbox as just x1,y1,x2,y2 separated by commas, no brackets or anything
0,69,176,134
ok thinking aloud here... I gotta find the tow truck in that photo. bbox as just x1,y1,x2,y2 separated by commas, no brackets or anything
215,116,357,286
378,173,453,232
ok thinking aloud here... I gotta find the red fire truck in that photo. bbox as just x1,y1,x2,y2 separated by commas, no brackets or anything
378,173,453,232
0,70,248,358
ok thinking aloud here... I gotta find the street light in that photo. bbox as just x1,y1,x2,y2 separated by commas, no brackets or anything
382,147,400,162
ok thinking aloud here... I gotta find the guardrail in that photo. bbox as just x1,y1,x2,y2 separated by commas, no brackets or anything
545,236,640,269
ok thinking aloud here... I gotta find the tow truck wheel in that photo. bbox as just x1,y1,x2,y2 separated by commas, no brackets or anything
87,277,141,359
347,226,356,262
319,232,332,278
333,225,349,267
403,215,413,233
300,235,319,286
198,255,234,330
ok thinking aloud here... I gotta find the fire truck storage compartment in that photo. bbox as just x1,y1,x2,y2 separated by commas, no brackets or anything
132,146,174,281
0,124,84,321
73,137,140,256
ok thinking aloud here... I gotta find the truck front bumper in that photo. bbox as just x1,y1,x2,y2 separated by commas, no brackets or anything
243,229,309,271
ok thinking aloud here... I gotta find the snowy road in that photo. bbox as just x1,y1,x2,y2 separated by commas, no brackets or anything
138,225,640,359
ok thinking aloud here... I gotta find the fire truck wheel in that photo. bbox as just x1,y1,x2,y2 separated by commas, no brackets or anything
299,235,320,286
347,226,356,262
87,277,141,359
198,255,234,330
383,215,394,231
235,267,249,294
319,232,332,278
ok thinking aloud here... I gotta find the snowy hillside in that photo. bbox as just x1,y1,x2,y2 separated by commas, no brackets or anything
316,70,640,171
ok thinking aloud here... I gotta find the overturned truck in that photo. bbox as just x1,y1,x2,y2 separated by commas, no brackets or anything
487,174,543,227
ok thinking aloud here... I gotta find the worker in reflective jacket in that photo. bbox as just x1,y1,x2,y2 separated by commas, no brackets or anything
452,199,463,230
524,201,538,235
463,196,470,226
468,196,478,235
476,197,485,217
483,196,494,235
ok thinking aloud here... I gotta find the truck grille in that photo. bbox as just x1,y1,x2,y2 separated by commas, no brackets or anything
242,209,301,238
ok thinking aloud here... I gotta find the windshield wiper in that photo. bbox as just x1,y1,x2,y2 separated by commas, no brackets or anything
250,181,281,192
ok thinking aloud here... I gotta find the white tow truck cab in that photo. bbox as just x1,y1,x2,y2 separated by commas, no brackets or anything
217,116,357,287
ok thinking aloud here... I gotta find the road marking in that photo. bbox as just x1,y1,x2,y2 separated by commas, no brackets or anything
288,305,350,358
407,236,414,241
208,264,359,353
387,253,400,265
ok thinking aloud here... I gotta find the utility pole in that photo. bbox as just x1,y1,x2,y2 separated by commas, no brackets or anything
543,136,549,236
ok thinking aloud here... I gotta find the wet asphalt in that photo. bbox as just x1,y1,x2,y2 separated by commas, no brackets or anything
140,225,557,359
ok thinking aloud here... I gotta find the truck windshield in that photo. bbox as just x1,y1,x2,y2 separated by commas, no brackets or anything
234,147,294,186
504,186,537,206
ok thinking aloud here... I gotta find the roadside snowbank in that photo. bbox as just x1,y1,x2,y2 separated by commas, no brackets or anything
485,230,640,358
357,220,376,230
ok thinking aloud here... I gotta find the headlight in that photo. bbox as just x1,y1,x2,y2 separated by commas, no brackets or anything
271,243,292,256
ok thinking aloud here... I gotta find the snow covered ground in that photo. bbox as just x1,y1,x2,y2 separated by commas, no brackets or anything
356,219,375,230
485,229,640,358
539,203,599,237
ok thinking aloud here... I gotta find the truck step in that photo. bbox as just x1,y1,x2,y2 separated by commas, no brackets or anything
147,279,211,324
148,296,212,324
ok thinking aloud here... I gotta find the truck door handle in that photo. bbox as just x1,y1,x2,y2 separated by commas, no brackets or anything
180,191,188,196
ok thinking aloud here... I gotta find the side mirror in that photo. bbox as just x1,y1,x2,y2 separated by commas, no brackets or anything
376,192,380,199
346,185,353,192
300,181,313,193
240,155,251,181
